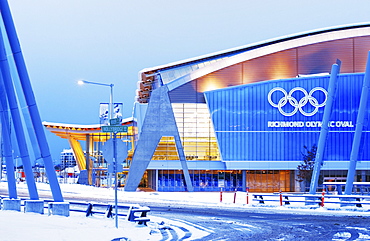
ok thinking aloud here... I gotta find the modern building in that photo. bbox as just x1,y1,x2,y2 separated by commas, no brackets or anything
44,23,370,193
60,149,77,170
125,23,370,192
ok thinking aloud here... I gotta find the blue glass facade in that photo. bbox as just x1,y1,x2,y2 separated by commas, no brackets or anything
205,73,370,163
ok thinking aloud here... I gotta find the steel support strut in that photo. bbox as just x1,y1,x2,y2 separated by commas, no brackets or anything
309,60,341,194
0,0,63,201
344,51,370,195
0,98,17,198
0,27,39,199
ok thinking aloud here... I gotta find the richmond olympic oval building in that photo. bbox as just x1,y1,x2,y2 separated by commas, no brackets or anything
125,23,370,192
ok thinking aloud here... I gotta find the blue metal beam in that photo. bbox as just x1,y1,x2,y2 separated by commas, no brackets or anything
0,27,39,200
0,80,17,198
309,60,341,194
344,51,370,195
0,0,63,201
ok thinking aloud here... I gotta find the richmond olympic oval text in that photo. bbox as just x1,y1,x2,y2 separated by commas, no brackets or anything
267,121,354,128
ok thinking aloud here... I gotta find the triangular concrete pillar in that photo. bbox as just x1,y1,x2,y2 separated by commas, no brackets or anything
125,85,193,191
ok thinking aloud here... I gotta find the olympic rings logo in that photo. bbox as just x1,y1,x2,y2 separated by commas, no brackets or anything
267,87,328,116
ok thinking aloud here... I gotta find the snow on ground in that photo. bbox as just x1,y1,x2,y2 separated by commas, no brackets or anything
0,210,139,241
1,181,370,241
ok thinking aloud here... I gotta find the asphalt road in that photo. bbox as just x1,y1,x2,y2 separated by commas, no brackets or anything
142,202,370,240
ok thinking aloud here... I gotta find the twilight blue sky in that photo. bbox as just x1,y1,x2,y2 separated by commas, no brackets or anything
7,0,370,161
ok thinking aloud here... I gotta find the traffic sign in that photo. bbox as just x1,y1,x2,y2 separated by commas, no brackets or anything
102,138,128,166
109,118,121,125
101,125,128,133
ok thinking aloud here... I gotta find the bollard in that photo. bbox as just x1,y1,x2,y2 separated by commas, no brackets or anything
321,190,325,207
233,190,237,204
279,190,283,206
2,198,21,211
25,200,44,214
246,188,249,205
220,188,223,202
48,202,70,217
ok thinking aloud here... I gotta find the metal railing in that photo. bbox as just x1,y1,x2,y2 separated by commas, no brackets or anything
0,197,150,225
252,192,370,208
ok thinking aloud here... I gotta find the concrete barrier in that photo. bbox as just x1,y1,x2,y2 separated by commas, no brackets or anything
25,200,44,214
340,197,363,208
48,202,70,217
2,198,21,211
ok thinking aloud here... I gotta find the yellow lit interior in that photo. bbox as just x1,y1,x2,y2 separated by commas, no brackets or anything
151,103,220,161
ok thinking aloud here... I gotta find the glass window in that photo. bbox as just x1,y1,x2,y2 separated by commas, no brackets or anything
172,103,220,161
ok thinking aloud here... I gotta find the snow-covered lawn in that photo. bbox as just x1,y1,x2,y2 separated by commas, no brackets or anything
0,210,146,241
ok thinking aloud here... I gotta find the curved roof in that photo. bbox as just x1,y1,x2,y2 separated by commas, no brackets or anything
136,22,370,103
43,117,134,141
143,22,370,73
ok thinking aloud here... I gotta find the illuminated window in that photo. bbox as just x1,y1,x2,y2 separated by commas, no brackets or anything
172,103,220,161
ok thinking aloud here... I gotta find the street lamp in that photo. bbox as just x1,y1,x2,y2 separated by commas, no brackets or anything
77,79,114,121
77,78,115,184
78,79,119,228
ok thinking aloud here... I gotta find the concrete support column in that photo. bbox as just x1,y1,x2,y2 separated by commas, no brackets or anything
242,170,246,191
155,169,159,191
48,202,70,217
85,134,92,185
25,200,44,214
2,198,21,211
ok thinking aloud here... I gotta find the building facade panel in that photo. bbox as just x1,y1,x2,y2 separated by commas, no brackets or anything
297,38,354,74
196,63,244,92
168,80,199,103
241,48,298,84
354,36,370,72
205,73,369,165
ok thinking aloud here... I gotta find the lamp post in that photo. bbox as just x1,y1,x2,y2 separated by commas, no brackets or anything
78,79,119,228
77,79,114,122
78,79,114,186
